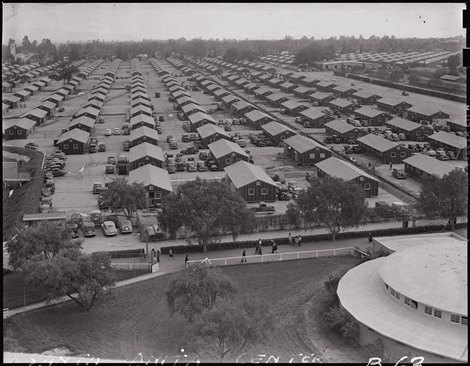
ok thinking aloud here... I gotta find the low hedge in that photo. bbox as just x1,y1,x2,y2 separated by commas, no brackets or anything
97,248,145,259
159,223,466,255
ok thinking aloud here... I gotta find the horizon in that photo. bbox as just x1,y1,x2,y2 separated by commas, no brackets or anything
3,3,465,45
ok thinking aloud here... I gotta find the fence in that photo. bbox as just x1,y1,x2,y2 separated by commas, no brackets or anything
111,262,151,271
186,246,355,267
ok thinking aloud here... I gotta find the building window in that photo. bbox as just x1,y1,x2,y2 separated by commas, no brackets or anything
434,309,442,318
248,188,255,196
63,144,69,149
451,314,460,323
390,288,395,296
390,152,396,158
261,188,268,195
319,153,326,159
411,300,418,309
405,297,410,305
364,183,371,190
462,316,468,325
73,144,78,149
9,130,14,135
225,158,231,165
400,151,406,157
425,306,432,315
395,291,400,300
309,153,315,159
416,130,421,136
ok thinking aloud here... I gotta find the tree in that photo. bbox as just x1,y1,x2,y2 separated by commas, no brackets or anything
416,169,468,230
285,201,302,230
189,298,274,361
223,47,240,63
7,221,80,270
50,63,80,85
158,178,255,246
297,176,368,241
447,53,460,73
25,248,115,312
100,177,148,220
294,42,335,66
389,69,404,82
22,35,32,51
165,265,237,322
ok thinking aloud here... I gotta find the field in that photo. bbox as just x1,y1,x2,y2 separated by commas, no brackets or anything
3,256,364,362
2,268,150,309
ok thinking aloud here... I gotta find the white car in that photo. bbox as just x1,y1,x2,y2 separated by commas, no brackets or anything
101,221,117,236
113,127,121,135
104,129,112,136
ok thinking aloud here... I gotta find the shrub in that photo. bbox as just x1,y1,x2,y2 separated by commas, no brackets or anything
323,306,359,344
363,338,385,360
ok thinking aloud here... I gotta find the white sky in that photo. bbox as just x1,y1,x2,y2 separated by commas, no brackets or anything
2,3,466,44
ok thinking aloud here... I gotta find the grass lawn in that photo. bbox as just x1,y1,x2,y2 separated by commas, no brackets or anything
3,146,44,241
3,256,362,362
3,269,151,309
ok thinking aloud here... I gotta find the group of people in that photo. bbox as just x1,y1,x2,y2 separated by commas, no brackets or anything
288,232,302,246
150,248,190,267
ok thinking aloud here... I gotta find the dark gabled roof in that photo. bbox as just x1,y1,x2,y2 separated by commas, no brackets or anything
129,142,164,163
403,153,457,177
57,128,90,144
300,107,328,121
386,117,422,132
354,106,387,118
232,100,256,111
129,165,173,192
329,98,354,108
357,133,399,152
70,116,95,128
8,118,36,131
310,92,333,101
130,114,155,127
208,139,249,159
281,100,308,111
325,119,356,134
245,110,273,122
182,103,205,114
283,134,330,154
315,157,378,182
197,123,229,139
407,106,450,118
261,121,296,137
188,112,216,124
130,126,160,141
224,161,277,189
428,131,466,149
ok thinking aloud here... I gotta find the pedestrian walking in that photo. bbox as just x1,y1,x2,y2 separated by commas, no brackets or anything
259,246,262,255
151,248,156,263
368,232,373,244
156,249,160,263
389,162,393,170
273,241,278,254
294,235,299,246
185,254,189,267
169,249,174,259
241,250,247,263
298,235,302,247
271,240,275,254
288,232,293,246
412,219,416,228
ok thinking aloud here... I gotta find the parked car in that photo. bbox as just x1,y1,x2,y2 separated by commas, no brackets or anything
93,182,104,194
199,151,209,160
116,216,133,234
105,164,115,174
82,220,96,237
436,150,449,161
182,134,190,142
105,129,112,136
123,141,130,151
90,210,103,227
426,149,437,157
398,133,407,141
98,142,106,152
197,160,208,171
25,142,39,150
101,221,117,236
392,169,407,179
39,203,52,213
51,168,66,177
159,115,164,122
447,151,456,160
224,125,232,131
167,163,176,174
113,127,121,135
187,160,197,172
97,194,110,209
41,187,52,197
236,139,247,147
176,161,185,172
166,135,174,143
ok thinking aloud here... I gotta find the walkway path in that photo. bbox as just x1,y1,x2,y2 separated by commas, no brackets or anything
4,220,466,318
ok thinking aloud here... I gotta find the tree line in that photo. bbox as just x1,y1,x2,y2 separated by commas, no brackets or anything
3,34,464,65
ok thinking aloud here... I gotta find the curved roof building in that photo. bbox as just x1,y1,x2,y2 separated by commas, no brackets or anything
338,233,467,363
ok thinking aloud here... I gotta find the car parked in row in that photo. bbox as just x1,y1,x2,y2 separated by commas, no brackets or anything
102,221,117,236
